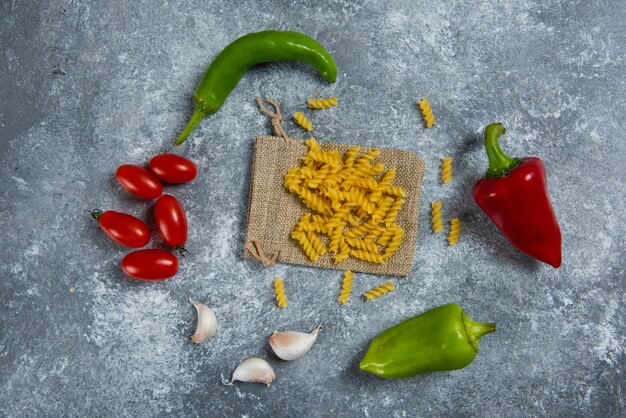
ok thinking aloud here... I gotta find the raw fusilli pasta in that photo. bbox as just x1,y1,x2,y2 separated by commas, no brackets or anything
383,197,405,227
291,230,320,262
274,277,288,308
350,249,385,264
285,139,409,265
417,98,436,128
338,270,353,304
448,218,461,246
363,281,396,301
307,97,338,109
293,112,313,131
333,240,351,264
441,157,453,184
382,226,405,260
431,201,443,234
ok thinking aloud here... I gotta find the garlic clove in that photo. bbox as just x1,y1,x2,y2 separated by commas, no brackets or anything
269,326,322,361
190,297,217,344
231,358,275,386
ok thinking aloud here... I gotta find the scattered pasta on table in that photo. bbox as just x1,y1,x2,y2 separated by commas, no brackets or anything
448,218,461,246
338,270,354,304
293,111,313,131
363,281,396,301
441,156,453,184
417,98,436,128
307,97,338,109
431,201,443,234
274,277,288,308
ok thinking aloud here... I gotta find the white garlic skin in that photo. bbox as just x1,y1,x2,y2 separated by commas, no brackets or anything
190,298,217,344
231,358,275,386
269,326,322,361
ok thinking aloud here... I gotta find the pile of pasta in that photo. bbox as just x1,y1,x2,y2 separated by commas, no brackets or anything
284,138,407,264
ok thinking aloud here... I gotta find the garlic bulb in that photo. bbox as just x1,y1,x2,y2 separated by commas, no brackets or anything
269,326,322,361
231,358,275,386
190,298,217,344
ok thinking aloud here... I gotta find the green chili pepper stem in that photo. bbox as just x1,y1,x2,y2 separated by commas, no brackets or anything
484,123,523,178
175,108,209,146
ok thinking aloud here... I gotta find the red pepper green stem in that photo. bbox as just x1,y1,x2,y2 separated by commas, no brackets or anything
484,123,522,178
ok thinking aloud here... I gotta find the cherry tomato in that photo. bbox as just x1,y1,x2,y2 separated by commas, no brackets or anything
115,164,163,199
121,249,178,280
149,154,197,184
89,209,150,248
154,195,188,253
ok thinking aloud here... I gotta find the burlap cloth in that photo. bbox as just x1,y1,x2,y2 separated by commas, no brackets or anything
244,135,425,276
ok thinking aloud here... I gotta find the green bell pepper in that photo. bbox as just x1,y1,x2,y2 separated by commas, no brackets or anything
360,303,496,378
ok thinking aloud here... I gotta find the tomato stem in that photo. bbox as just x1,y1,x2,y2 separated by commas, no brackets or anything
176,246,189,257
88,209,103,220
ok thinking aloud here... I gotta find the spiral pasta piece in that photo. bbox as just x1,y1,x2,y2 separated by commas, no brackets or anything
343,146,361,168
383,197,405,227
309,149,341,167
417,98,436,128
333,240,351,263
307,97,338,109
431,201,443,234
299,222,329,234
274,277,288,308
441,156,453,184
371,196,395,223
370,169,396,202
376,228,395,246
351,249,385,264
305,137,320,152
382,226,405,260
291,230,320,262
363,281,396,301
328,222,345,254
297,187,333,216
338,270,353,304
364,225,386,243
345,237,379,253
307,231,327,255
284,167,302,193
294,111,313,131
354,149,381,169
385,185,407,197
448,218,461,246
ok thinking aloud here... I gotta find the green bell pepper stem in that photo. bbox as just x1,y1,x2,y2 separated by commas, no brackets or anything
484,123,522,178
463,310,496,351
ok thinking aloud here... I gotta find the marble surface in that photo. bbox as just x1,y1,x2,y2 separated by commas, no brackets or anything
1,1,624,416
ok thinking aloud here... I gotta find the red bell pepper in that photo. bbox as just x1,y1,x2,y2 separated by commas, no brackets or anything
473,123,562,268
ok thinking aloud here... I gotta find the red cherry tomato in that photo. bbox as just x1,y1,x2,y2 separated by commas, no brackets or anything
89,209,150,248
121,249,178,280
115,164,163,199
149,154,197,184
154,195,188,253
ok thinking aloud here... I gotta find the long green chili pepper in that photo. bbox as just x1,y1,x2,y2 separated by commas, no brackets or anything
175,30,337,145
360,304,496,379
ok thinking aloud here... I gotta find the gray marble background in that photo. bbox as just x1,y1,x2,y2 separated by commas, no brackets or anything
1,0,624,416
